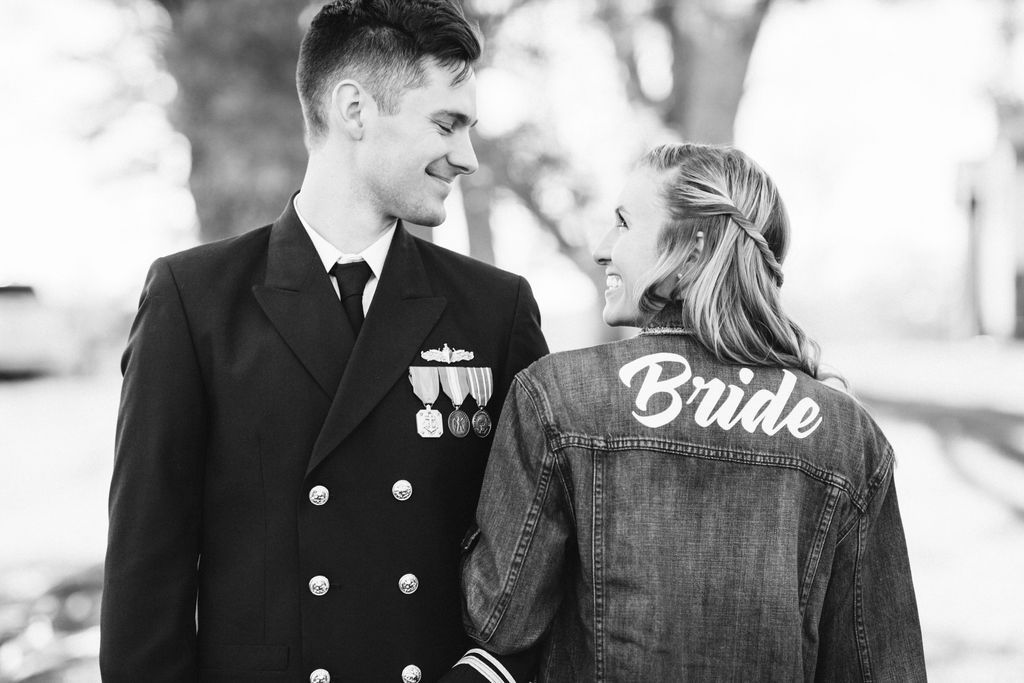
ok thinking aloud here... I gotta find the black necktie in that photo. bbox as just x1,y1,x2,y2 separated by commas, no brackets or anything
330,261,373,336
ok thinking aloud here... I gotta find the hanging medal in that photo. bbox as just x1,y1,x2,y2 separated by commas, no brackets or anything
409,366,443,438
465,366,494,438
438,366,471,438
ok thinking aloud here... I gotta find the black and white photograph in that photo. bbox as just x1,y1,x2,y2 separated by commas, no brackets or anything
1,0,1022,680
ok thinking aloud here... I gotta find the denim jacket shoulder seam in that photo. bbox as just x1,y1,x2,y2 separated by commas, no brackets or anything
836,443,896,542
864,442,896,504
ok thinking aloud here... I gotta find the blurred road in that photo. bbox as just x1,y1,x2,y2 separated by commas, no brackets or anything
1,338,1022,681
827,337,1024,681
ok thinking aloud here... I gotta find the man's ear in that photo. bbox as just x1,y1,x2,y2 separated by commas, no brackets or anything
329,79,373,141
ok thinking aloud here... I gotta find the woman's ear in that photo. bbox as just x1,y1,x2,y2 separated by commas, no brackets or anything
689,230,705,262
658,231,705,298
653,267,684,300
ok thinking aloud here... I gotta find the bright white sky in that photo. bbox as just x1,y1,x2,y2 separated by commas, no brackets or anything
740,0,1006,340
0,0,194,305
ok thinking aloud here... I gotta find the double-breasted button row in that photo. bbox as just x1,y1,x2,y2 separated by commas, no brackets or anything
311,481,411,504
310,573,418,597
310,665,418,682
305,480,419,682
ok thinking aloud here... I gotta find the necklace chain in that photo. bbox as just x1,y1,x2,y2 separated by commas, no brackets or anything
640,326,691,336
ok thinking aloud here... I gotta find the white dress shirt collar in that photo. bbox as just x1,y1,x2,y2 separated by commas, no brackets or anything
293,195,396,313
293,195,396,280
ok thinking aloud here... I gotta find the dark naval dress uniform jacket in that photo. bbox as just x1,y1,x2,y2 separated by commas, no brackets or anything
100,199,548,683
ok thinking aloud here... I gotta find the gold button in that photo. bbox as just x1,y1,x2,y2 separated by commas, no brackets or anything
310,669,330,683
402,664,422,683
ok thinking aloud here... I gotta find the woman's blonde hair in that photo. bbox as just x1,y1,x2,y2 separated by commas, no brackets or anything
635,142,824,379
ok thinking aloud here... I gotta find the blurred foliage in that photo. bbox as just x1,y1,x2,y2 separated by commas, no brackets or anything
157,0,310,239
155,0,773,292
597,0,771,143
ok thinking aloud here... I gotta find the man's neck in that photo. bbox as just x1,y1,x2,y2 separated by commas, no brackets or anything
297,157,396,254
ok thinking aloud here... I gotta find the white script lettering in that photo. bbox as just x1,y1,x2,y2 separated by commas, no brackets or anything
618,353,692,428
618,354,823,438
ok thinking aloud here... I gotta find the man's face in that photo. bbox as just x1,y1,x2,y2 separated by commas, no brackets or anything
357,59,479,228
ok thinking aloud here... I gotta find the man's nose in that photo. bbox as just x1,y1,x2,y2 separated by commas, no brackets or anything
449,130,479,176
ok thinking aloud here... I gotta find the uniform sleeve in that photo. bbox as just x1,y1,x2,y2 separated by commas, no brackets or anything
100,258,206,681
816,463,927,681
460,373,573,655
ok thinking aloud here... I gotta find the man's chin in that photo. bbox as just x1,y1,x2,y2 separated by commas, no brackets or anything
406,209,446,228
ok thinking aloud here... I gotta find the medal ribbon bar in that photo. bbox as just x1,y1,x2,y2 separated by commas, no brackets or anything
409,366,441,405
409,366,444,438
438,367,471,438
438,366,470,408
465,367,493,410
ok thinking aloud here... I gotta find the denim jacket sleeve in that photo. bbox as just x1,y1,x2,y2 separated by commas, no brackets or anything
816,456,927,682
461,372,573,654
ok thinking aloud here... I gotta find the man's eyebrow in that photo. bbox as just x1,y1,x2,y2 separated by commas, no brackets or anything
436,111,478,128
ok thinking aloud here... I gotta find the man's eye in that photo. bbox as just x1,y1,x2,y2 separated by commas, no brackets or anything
615,213,628,230
436,122,454,134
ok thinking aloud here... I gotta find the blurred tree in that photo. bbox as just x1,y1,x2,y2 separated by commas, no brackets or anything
458,0,774,319
597,0,772,144
155,0,774,280
156,0,310,241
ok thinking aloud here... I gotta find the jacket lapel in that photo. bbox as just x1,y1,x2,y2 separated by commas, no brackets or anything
307,224,445,475
253,200,353,399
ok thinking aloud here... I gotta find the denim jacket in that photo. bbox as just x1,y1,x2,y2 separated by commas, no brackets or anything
461,330,926,682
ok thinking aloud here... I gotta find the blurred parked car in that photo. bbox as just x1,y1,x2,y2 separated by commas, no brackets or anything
0,285,81,377
0,565,101,682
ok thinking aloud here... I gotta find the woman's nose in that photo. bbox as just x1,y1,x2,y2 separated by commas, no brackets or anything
593,228,615,266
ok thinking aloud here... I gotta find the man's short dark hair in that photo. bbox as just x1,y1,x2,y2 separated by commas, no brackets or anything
297,0,481,143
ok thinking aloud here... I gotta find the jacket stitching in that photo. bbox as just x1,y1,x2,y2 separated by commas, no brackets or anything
864,443,895,501
799,486,839,616
480,375,560,640
481,439,557,639
836,445,895,543
556,454,578,530
853,516,874,682
551,432,868,513
592,449,605,683
518,375,580,532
